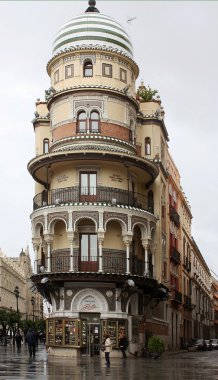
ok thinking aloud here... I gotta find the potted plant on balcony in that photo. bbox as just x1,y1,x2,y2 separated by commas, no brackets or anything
136,81,158,102
147,335,164,358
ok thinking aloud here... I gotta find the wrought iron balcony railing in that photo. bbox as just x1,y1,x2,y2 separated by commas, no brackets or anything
169,205,180,227
183,257,191,272
170,246,181,264
172,289,182,304
35,254,154,278
33,186,153,212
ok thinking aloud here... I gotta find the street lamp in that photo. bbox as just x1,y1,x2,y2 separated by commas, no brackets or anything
31,296,35,321
14,286,20,314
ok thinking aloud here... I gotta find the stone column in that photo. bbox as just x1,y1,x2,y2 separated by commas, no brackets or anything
123,234,133,275
44,234,53,273
32,237,40,274
97,232,104,273
142,239,150,277
68,232,75,272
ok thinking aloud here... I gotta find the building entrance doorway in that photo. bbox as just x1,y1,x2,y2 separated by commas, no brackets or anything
80,313,101,356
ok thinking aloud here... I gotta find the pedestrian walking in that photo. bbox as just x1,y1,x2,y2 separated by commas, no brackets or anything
25,329,37,357
104,333,113,367
15,331,23,351
119,334,128,358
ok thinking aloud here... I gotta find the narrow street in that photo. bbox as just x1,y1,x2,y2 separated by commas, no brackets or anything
0,343,218,379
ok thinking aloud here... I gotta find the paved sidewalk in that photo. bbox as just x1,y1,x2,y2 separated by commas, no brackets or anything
1,342,218,379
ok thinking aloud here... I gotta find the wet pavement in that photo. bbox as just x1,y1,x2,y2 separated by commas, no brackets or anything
1,343,218,379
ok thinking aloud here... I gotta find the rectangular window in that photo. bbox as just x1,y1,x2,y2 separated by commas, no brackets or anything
54,70,59,84
65,64,74,79
102,63,112,78
80,234,98,271
80,172,97,201
43,139,49,154
120,68,127,83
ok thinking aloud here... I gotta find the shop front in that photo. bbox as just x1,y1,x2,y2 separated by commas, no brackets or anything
46,315,128,356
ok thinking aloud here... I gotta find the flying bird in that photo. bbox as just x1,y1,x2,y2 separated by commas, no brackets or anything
127,17,136,23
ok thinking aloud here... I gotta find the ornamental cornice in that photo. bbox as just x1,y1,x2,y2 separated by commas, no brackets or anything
28,150,159,181
52,143,134,155
50,135,135,153
45,85,139,110
47,45,139,73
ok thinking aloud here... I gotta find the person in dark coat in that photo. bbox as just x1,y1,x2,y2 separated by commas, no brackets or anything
15,332,23,351
25,329,37,357
119,335,128,358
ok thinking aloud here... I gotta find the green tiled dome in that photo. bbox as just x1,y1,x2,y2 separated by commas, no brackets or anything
52,7,133,58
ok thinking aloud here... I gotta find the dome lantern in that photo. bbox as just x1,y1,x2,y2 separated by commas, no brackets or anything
85,0,99,13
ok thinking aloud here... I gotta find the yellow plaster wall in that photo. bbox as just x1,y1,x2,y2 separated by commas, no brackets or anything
104,221,125,250
35,124,51,156
53,221,68,249
50,52,136,96
51,100,70,125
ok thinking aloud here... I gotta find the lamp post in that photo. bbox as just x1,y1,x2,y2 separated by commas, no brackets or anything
14,286,20,314
31,296,35,322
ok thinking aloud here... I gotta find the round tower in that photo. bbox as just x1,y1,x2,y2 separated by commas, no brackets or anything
28,1,165,357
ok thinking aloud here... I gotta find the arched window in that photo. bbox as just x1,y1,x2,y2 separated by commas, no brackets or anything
145,137,151,155
43,138,49,153
77,111,87,133
84,60,93,77
90,111,100,133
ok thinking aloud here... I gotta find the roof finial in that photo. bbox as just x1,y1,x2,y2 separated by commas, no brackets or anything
85,0,99,13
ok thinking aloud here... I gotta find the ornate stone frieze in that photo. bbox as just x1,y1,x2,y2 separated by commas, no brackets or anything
48,212,68,225
72,211,99,227
80,53,96,64
33,216,44,227
74,100,102,110
103,212,128,228
131,216,148,229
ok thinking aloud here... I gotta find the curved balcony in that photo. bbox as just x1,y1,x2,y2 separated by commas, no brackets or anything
35,254,154,278
33,186,154,212
28,151,159,187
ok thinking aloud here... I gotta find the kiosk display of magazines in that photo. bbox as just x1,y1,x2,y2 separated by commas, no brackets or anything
46,318,127,349
47,318,87,347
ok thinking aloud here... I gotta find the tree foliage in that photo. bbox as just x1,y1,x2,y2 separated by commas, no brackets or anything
0,309,45,337
136,84,158,102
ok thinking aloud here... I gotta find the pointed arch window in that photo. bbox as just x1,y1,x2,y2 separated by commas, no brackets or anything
84,60,93,77
145,137,151,155
77,111,87,133
90,111,100,133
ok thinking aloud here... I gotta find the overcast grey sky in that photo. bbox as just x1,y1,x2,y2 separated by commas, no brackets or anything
0,1,217,275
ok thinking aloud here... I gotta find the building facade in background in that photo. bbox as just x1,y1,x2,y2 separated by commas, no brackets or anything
0,247,42,321
28,1,214,356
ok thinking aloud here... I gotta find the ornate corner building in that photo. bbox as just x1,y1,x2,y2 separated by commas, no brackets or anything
28,1,180,357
